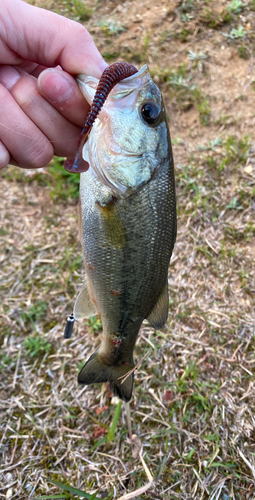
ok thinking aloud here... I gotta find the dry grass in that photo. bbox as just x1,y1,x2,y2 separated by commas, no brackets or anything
1,0,255,499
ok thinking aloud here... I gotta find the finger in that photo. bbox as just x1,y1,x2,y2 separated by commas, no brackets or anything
38,68,89,127
16,61,48,78
0,83,53,169
0,140,10,170
2,0,107,78
0,66,82,157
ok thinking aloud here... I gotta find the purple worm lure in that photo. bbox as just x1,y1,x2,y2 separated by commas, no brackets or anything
64,61,138,174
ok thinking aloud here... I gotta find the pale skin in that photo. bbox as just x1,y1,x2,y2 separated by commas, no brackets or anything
0,0,107,170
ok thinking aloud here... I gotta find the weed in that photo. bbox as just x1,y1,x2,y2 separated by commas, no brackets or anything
167,66,211,123
180,28,190,42
222,26,246,39
193,88,211,125
226,197,243,210
188,50,207,62
99,18,126,36
223,135,251,166
21,300,48,332
35,477,101,499
62,0,94,21
107,401,122,446
179,0,194,14
23,334,52,358
238,45,250,59
199,137,222,151
181,13,194,22
226,0,244,14
0,353,17,371
87,316,102,332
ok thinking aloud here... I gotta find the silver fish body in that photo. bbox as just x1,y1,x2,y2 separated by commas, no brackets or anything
74,66,176,402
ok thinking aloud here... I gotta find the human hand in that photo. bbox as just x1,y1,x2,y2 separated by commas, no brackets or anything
0,0,107,170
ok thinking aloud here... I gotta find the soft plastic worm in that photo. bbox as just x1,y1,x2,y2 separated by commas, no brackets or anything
64,61,138,173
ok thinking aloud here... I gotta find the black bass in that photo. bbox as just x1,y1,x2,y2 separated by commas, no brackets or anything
72,63,176,402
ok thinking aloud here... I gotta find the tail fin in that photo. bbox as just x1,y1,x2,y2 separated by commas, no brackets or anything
78,351,134,402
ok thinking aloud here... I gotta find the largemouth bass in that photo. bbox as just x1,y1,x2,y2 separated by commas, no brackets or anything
72,64,176,402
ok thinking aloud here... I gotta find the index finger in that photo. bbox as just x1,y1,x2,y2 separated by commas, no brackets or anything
0,0,107,78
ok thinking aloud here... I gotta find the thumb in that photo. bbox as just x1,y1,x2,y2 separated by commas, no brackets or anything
1,0,107,78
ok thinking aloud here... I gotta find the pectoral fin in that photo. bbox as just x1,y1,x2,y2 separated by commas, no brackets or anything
147,280,169,329
73,278,97,321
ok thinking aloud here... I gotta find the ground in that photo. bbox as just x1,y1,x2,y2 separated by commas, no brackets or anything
0,0,255,499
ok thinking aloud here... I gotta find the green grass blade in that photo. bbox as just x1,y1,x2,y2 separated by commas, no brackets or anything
107,400,122,446
35,495,70,499
41,478,101,499
90,435,107,452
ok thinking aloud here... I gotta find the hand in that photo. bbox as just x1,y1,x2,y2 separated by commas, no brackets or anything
0,0,107,170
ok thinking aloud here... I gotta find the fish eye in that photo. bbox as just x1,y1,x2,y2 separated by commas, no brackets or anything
140,102,161,125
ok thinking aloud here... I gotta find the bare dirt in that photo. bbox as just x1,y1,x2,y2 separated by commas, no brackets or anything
0,0,255,499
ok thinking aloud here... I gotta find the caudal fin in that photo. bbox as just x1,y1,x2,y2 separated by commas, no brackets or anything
78,351,134,402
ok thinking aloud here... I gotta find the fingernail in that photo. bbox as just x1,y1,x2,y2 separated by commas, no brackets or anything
38,69,73,102
0,66,20,90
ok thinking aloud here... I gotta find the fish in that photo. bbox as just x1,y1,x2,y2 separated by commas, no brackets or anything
72,63,177,402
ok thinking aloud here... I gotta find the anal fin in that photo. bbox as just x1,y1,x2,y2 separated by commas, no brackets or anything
147,280,169,329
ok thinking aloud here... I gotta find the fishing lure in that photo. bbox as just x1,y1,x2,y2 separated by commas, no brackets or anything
64,61,138,174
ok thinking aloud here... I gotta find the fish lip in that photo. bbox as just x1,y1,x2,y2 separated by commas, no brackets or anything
120,64,148,82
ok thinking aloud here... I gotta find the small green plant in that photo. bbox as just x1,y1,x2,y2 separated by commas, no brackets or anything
87,316,102,332
222,26,246,39
223,135,251,165
21,300,48,332
63,0,93,21
194,90,211,125
182,13,193,22
226,0,244,14
226,197,243,210
199,137,222,151
0,353,16,370
180,28,190,42
167,66,211,123
23,334,52,358
179,0,194,13
188,50,207,61
238,45,250,59
99,18,126,36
